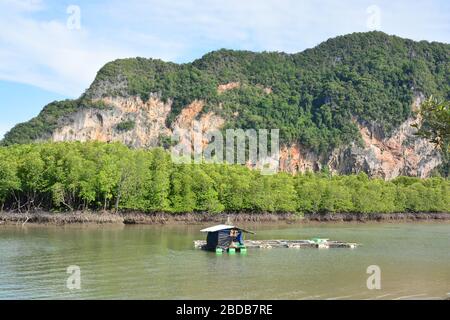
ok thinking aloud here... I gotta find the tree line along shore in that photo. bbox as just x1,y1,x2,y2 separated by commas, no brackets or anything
0,142,448,217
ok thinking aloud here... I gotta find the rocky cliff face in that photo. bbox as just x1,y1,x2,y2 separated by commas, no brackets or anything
53,95,172,148
52,95,225,150
279,94,441,179
329,94,441,179
49,89,441,179
276,118,441,179
328,117,441,179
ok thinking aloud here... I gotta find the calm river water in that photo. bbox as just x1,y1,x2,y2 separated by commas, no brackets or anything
0,222,449,299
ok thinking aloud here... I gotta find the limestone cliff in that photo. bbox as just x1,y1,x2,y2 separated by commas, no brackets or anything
52,95,172,148
52,95,225,150
279,94,441,179
327,117,441,179
47,90,441,179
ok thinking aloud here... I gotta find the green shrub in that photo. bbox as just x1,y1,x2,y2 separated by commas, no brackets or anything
115,120,135,132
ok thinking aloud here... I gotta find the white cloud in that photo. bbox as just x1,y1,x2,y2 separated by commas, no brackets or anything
0,0,448,97
0,0,193,97
100,0,449,52
0,4,136,97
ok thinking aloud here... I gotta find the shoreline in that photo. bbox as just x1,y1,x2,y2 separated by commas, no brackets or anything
0,211,449,226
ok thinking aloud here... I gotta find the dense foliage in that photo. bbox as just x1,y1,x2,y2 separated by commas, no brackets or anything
2,32,449,156
412,97,450,176
115,120,136,132
0,142,448,214
413,97,450,149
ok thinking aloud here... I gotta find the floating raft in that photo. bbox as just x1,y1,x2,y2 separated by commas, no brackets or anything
194,239,359,249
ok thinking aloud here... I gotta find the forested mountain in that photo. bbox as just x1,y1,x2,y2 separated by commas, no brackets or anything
2,32,449,178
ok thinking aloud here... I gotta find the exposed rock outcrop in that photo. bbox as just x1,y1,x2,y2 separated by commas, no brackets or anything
217,82,240,93
170,99,225,152
344,118,441,179
53,95,172,148
277,116,441,179
49,92,440,180
328,94,441,179
279,144,321,173
277,93,441,179
327,117,441,179
53,95,225,150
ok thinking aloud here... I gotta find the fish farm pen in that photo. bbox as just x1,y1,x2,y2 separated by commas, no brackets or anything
195,224,359,254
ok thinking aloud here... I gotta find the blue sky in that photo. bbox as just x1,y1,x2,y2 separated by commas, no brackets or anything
0,0,449,139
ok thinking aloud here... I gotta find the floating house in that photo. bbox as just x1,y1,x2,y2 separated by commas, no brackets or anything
194,224,359,252
199,224,255,254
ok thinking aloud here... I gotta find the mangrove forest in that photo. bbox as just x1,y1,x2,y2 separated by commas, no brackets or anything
0,142,448,214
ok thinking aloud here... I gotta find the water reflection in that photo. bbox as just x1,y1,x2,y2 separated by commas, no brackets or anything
0,222,449,299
